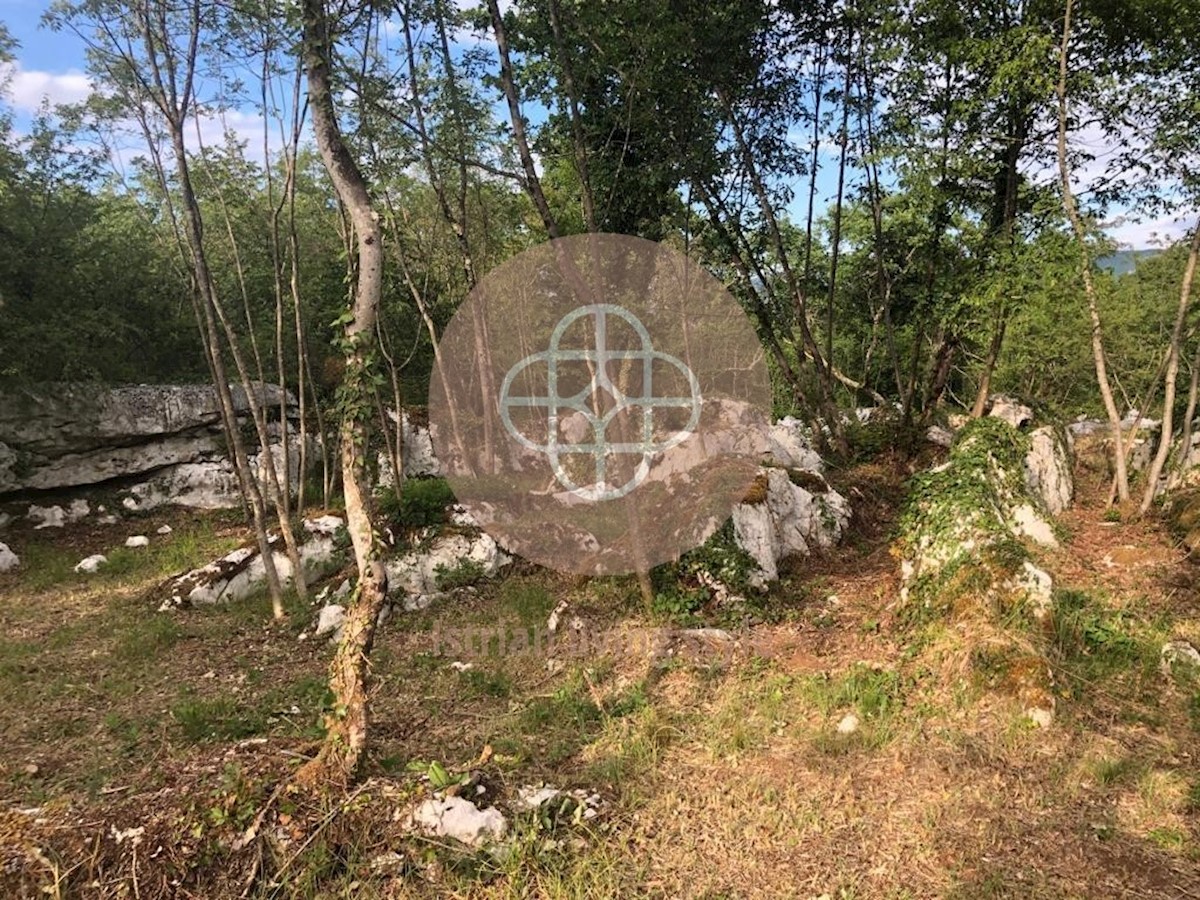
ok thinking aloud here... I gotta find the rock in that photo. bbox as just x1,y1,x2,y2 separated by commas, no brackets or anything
156,524,173,535
926,425,954,448
515,786,562,811
547,600,569,634
0,511,11,530
303,515,344,537
898,419,1058,604
1011,503,1058,548
1024,706,1054,729
0,382,295,495
0,542,18,572
74,554,107,574
28,504,66,529
1024,426,1074,515
1009,561,1054,621
836,713,860,735
159,521,343,609
98,515,118,525
730,467,850,583
384,529,511,597
407,796,507,848
1160,640,1200,678
765,417,824,472
988,395,1033,429
375,411,441,488
125,535,150,549
314,604,346,638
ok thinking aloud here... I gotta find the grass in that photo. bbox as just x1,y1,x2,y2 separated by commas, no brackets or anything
3,469,1200,898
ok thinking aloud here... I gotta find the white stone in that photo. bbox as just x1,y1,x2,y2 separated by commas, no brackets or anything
160,531,342,609
731,467,850,583
0,542,18,572
125,535,150,549
988,395,1033,429
515,786,562,811
1025,426,1074,515
836,713,860,735
1011,561,1054,621
1025,706,1054,729
1012,503,1058,547
1160,640,1200,678
28,505,66,529
547,600,569,634
0,512,12,530
156,524,173,535
74,554,107,574
407,796,507,848
303,515,344,537
98,515,118,525
926,425,954,448
766,417,824,472
385,530,511,597
314,604,346,638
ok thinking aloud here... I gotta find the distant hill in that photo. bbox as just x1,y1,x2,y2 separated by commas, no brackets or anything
1099,249,1161,276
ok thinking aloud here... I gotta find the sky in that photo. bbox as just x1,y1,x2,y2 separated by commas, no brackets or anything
0,0,1194,250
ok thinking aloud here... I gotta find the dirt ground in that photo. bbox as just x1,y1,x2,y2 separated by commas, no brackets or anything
0,452,1197,898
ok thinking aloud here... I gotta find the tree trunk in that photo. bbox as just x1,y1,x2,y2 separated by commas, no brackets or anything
1141,221,1200,510
300,0,390,787
1056,0,1128,502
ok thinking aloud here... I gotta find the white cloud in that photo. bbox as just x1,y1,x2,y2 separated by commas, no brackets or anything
0,62,93,111
1105,211,1195,250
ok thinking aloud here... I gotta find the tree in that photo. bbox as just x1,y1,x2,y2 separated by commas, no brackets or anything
299,0,391,786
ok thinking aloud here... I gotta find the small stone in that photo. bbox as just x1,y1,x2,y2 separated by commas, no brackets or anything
314,604,345,638
73,554,107,574
515,785,561,810
28,504,66,529
836,713,860,734
450,661,474,672
1161,640,1200,678
0,542,19,573
98,515,118,525
156,525,173,535
125,535,150,549
1025,707,1054,729
547,600,569,634
22,763,38,776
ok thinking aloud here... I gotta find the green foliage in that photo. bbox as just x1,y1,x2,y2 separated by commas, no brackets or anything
650,519,760,622
435,558,487,591
377,477,456,534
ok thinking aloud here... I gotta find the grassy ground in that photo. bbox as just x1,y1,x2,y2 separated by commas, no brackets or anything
0,453,1198,898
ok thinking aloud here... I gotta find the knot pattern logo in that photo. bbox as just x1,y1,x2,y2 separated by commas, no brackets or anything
499,304,702,502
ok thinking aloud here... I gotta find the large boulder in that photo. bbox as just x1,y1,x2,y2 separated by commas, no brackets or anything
731,467,850,583
1024,426,1074,515
158,515,346,609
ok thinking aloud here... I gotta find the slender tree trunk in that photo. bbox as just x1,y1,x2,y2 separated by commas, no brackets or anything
486,0,560,238
1056,0,1128,502
300,0,390,787
1141,222,1200,510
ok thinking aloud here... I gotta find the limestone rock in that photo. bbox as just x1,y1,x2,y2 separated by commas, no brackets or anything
406,796,507,848
0,542,18,572
125,535,150,549
1024,426,1074,515
1160,640,1200,679
74,554,107,574
314,604,346,638
731,467,850,583
158,516,344,609
988,395,1033,429
765,417,824,472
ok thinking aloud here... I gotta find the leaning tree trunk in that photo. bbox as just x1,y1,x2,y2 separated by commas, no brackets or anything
1141,221,1200,511
1056,0,1128,502
299,0,390,787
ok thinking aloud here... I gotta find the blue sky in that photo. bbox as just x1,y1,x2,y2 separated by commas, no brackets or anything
0,0,1193,250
